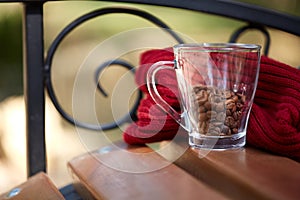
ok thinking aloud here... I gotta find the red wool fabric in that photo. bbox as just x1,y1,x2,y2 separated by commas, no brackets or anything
123,48,181,144
122,48,300,161
247,56,300,161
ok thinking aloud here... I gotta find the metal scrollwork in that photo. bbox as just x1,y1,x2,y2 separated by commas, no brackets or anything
44,7,184,131
94,59,143,129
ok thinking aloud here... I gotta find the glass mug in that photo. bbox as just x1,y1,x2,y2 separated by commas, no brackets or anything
147,43,261,149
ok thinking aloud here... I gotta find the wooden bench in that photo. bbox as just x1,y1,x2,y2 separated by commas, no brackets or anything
0,172,65,200
68,141,300,199
0,1,298,199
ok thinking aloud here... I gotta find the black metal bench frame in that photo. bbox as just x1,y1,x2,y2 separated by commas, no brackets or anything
0,0,299,198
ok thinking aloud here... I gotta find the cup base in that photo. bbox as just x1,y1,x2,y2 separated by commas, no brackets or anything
189,132,246,150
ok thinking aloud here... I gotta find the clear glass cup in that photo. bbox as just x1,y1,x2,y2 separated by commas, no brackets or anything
147,43,261,149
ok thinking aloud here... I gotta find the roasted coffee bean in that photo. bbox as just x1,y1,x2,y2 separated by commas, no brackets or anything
221,125,230,134
207,127,220,135
199,112,207,121
198,106,206,113
204,101,212,110
214,95,222,103
232,95,239,102
226,99,235,109
232,128,238,134
215,102,225,112
214,127,221,133
216,112,226,121
233,111,242,120
193,87,200,93
196,90,208,105
225,116,235,127
215,89,223,95
237,93,246,103
232,121,238,128
199,121,206,133
206,111,217,119
227,129,232,135
208,131,219,136
212,121,223,127
236,102,243,110
237,111,242,118
210,102,217,110
226,109,232,116
194,85,206,92
231,105,237,112
225,90,232,99
194,85,246,136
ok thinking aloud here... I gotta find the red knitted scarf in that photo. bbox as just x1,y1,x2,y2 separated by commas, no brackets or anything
123,48,300,161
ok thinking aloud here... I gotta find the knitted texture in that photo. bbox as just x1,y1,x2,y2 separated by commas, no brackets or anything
247,56,300,161
123,48,181,144
122,48,300,161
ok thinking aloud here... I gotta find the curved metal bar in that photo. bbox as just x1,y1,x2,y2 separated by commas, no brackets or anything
45,7,184,71
229,24,271,56
110,0,300,36
94,59,143,128
8,0,300,35
45,7,183,131
95,59,137,97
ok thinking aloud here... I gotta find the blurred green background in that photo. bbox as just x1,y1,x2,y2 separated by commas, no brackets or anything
0,0,299,192
0,0,299,101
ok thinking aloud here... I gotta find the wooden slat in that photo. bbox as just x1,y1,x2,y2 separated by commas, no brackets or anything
0,172,65,200
68,142,228,200
157,143,300,200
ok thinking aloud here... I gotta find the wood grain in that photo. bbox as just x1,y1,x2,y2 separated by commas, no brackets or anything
167,144,300,200
68,139,300,200
68,142,228,200
0,172,65,200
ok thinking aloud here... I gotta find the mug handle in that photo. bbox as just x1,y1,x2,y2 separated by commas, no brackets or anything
146,61,183,126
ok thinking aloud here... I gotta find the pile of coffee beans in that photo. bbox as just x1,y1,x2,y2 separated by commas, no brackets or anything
193,85,246,136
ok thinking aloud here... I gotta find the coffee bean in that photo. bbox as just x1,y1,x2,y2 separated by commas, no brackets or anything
232,121,238,128
199,121,207,133
204,101,212,110
196,90,208,105
232,128,238,134
227,128,232,135
225,90,232,99
212,121,223,127
206,110,217,119
194,85,246,136
226,99,235,108
232,112,238,120
208,130,219,136
221,125,230,134
225,116,235,127
216,112,226,121
236,102,243,110
199,112,207,121
231,105,237,112
215,102,225,112
226,109,232,116
198,106,206,113
237,93,246,103
214,95,222,103
232,95,239,102
227,102,235,110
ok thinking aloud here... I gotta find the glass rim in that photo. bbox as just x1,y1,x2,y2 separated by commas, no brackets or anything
174,43,261,52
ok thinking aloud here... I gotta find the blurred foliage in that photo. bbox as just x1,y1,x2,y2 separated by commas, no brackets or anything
0,0,299,102
0,9,22,101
